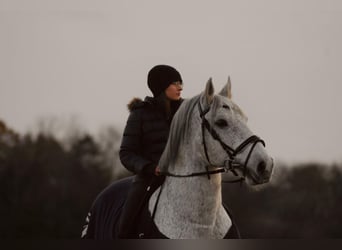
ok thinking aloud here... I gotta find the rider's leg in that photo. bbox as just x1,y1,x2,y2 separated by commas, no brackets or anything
117,175,151,238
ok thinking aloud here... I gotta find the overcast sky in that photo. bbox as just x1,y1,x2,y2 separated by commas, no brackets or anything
1,0,342,164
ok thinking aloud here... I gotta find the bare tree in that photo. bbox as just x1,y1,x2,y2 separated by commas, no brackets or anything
96,126,130,180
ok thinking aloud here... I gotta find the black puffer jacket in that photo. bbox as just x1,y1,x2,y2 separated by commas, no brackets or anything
119,96,182,176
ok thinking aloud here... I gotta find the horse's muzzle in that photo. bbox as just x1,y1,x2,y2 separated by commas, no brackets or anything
253,157,274,184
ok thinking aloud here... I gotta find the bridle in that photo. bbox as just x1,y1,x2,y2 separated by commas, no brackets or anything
162,98,266,183
150,98,267,227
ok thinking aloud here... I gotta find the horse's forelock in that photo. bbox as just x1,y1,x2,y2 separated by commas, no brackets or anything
213,95,247,121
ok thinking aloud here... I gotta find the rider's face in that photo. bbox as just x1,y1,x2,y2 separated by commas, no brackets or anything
165,81,183,101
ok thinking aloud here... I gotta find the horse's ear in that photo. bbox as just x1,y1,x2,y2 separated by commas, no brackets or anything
219,76,232,99
203,77,215,106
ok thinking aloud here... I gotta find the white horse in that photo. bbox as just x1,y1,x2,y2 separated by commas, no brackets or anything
81,78,274,239
148,78,274,239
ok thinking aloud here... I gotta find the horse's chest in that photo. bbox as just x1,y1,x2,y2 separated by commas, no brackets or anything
136,206,234,239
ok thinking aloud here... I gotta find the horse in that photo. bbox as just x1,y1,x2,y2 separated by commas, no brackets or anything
81,78,274,239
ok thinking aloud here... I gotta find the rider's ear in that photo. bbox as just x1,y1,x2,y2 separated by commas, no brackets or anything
218,76,232,99
202,77,214,106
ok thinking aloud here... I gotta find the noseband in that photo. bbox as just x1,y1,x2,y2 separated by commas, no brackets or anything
162,99,266,183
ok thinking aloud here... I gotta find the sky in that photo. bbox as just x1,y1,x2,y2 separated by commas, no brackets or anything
1,0,342,164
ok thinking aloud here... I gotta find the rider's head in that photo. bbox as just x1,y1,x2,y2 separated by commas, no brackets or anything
147,65,183,99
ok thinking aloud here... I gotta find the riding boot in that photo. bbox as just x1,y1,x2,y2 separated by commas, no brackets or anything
118,175,152,238
118,174,165,238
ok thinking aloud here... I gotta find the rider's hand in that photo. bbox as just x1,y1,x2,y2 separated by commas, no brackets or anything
155,166,161,176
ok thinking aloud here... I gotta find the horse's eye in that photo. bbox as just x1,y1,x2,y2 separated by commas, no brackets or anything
215,119,228,128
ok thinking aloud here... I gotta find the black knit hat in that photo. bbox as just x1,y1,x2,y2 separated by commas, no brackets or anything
147,65,182,97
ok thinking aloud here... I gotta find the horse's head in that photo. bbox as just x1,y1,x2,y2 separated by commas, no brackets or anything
159,77,274,185
199,78,274,185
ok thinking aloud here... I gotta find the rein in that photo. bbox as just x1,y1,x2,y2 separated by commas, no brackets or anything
161,99,266,183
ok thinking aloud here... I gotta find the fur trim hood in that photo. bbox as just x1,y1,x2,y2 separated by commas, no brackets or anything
127,97,154,112
127,96,183,113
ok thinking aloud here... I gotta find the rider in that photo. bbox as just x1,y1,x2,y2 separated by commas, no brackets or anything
118,64,184,238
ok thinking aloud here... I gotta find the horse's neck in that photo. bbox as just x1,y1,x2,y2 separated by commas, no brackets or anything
149,162,232,239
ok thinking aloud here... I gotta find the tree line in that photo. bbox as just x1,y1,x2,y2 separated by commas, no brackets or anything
0,119,341,238
223,162,342,238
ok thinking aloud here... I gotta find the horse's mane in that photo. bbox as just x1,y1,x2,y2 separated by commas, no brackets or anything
159,94,201,172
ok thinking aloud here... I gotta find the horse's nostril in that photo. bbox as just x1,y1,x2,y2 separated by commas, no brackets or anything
257,161,267,174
